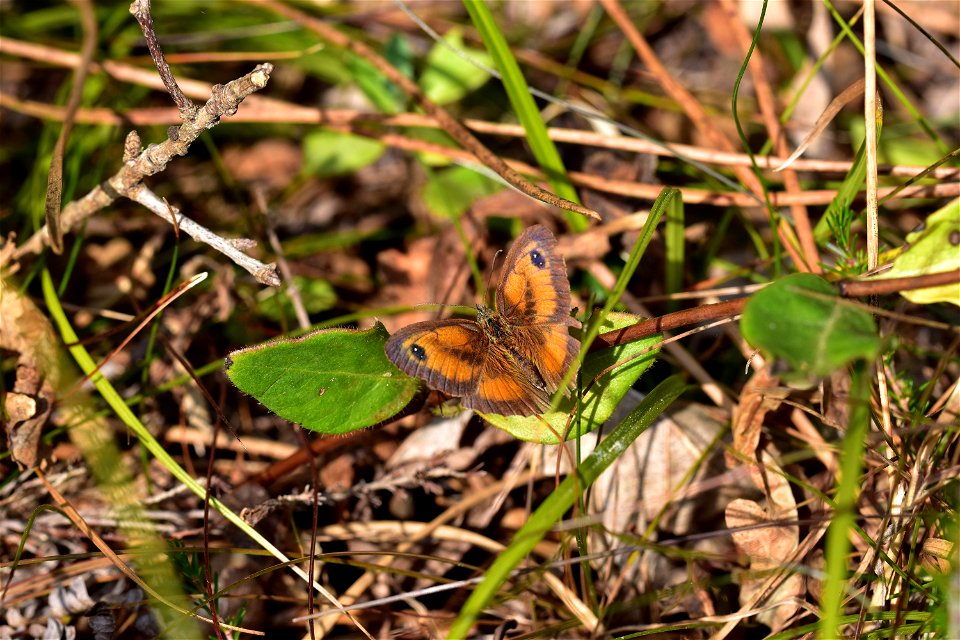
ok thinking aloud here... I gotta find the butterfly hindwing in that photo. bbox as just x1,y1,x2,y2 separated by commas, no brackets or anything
462,346,551,416
510,323,580,391
384,319,488,396
496,225,574,327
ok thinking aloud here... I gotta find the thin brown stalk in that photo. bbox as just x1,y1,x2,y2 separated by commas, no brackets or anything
44,0,98,254
864,0,880,271
3,34,956,187
598,0,807,270
718,0,820,273
248,0,599,223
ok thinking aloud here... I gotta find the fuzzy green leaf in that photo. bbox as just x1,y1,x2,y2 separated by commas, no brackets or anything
422,165,502,219
302,130,384,177
225,323,419,434
420,27,492,105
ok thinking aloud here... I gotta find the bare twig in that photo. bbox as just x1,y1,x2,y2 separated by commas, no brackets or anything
592,268,960,350
127,185,279,285
129,0,195,117
838,269,960,298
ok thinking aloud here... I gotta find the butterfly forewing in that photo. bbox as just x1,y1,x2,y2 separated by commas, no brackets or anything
495,225,579,391
384,319,488,396
496,225,573,326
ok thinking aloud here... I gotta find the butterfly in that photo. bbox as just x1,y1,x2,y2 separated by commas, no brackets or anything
385,225,580,417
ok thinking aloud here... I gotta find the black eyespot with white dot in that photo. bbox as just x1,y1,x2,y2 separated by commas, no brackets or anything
529,250,546,269
410,343,427,361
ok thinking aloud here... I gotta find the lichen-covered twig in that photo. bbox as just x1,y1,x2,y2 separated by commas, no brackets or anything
15,0,279,285
130,0,195,118
14,63,279,285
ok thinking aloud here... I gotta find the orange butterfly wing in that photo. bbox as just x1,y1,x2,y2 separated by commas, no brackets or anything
495,225,580,391
384,225,579,417
384,319,488,397
462,345,551,416
497,225,575,327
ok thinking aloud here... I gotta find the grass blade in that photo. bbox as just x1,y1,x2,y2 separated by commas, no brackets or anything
448,375,688,636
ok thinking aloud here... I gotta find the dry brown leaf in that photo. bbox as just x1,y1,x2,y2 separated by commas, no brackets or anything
725,492,803,631
592,397,726,537
222,139,301,193
386,412,472,471
376,225,478,333
919,538,954,574
730,367,788,460
0,278,64,467
589,393,732,610
726,368,802,630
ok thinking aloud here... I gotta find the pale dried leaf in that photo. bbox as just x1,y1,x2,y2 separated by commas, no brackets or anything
725,497,802,631
731,367,788,459
590,392,730,591
386,412,472,470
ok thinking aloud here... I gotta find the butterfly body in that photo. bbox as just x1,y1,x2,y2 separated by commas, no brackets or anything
385,225,579,417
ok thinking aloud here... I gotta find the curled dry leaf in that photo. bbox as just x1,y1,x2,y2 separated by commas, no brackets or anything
0,232,20,276
725,368,802,631
0,278,63,467
386,412,472,471
375,225,478,332
919,538,954,574
730,367,789,460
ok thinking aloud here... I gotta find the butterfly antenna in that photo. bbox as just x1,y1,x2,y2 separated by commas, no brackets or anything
484,249,504,304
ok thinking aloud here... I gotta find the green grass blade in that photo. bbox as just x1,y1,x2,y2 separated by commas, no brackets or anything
823,0,949,156
40,269,349,628
818,364,871,638
462,0,586,231
664,191,685,312
449,375,688,637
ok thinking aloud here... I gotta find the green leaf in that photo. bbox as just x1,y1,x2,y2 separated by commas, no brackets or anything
419,27,492,105
741,273,880,377
421,165,503,219
882,198,960,307
225,324,420,434
302,130,385,177
449,375,687,638
481,313,661,444
348,55,405,114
